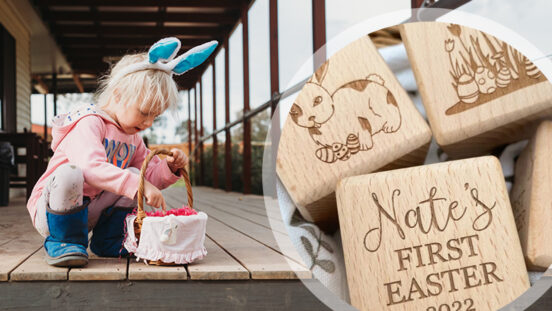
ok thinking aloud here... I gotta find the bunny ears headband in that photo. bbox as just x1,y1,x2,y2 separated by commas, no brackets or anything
109,37,218,84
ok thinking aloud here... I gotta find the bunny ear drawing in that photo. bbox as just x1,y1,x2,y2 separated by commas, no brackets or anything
148,37,181,64
170,40,218,75
308,61,329,85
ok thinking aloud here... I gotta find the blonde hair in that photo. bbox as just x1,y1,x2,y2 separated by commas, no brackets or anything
96,53,180,115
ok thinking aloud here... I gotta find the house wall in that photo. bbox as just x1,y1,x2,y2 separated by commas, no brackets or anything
0,0,31,133
0,0,31,199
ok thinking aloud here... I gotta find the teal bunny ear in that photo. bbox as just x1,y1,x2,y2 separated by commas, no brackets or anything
148,37,181,64
171,41,218,75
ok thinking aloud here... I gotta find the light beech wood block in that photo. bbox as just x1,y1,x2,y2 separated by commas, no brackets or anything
401,22,552,158
277,35,431,230
511,121,552,271
336,156,528,311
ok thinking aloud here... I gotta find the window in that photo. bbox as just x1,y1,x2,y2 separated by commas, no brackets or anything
0,24,16,132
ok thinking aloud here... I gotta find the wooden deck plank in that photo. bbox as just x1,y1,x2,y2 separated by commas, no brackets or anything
192,189,283,221
128,260,188,280
3,187,310,283
194,197,287,234
188,237,249,280
164,188,306,279
0,239,43,281
194,187,272,210
68,252,127,281
205,217,311,279
0,197,45,281
0,280,333,310
195,212,311,280
10,248,68,281
165,190,306,268
195,194,286,226
195,199,302,264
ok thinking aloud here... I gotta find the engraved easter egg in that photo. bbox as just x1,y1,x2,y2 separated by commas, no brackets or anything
337,146,351,161
315,146,337,163
475,67,497,94
456,74,479,104
496,67,512,88
333,143,350,160
524,58,542,79
346,134,360,154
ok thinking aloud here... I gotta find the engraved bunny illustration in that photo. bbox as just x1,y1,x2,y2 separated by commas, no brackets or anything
289,61,402,163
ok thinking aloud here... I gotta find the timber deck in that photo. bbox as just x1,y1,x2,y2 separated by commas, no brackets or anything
0,187,345,310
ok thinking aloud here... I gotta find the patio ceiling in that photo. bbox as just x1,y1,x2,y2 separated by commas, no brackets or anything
31,0,247,93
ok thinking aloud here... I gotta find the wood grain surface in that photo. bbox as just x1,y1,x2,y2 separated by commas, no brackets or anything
277,35,431,229
336,156,528,311
511,121,552,271
1,187,306,282
401,22,552,158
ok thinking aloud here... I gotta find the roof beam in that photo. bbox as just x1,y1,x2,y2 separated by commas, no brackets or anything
64,46,196,57
45,11,237,24
72,74,84,93
32,75,49,94
65,47,149,55
39,0,240,8
50,25,227,37
58,37,213,47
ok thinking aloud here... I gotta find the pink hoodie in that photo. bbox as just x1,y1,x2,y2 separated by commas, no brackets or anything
26,103,181,225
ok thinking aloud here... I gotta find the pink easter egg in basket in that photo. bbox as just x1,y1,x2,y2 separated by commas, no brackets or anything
144,205,198,217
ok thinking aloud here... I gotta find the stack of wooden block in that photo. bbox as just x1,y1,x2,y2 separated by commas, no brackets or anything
276,22,552,311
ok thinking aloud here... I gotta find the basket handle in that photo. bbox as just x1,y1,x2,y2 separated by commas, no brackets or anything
135,148,193,227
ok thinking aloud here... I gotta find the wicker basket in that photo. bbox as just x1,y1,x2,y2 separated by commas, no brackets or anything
123,148,208,265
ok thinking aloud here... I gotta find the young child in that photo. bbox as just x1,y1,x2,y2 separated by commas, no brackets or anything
26,38,217,267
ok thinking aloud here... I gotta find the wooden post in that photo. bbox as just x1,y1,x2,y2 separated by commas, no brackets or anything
212,59,219,189
269,0,281,188
241,0,251,194
188,90,192,158
53,72,57,118
224,38,232,192
269,0,279,117
194,86,198,185
411,0,425,8
43,94,47,141
199,79,204,186
312,0,326,70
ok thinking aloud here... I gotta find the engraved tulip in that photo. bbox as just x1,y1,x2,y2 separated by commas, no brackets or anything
445,39,455,53
447,24,462,37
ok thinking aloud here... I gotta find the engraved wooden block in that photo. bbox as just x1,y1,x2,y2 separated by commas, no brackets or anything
336,156,529,311
511,121,552,271
401,22,552,158
276,35,432,230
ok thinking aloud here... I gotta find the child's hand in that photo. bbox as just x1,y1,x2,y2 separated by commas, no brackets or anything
167,148,188,174
143,180,166,209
